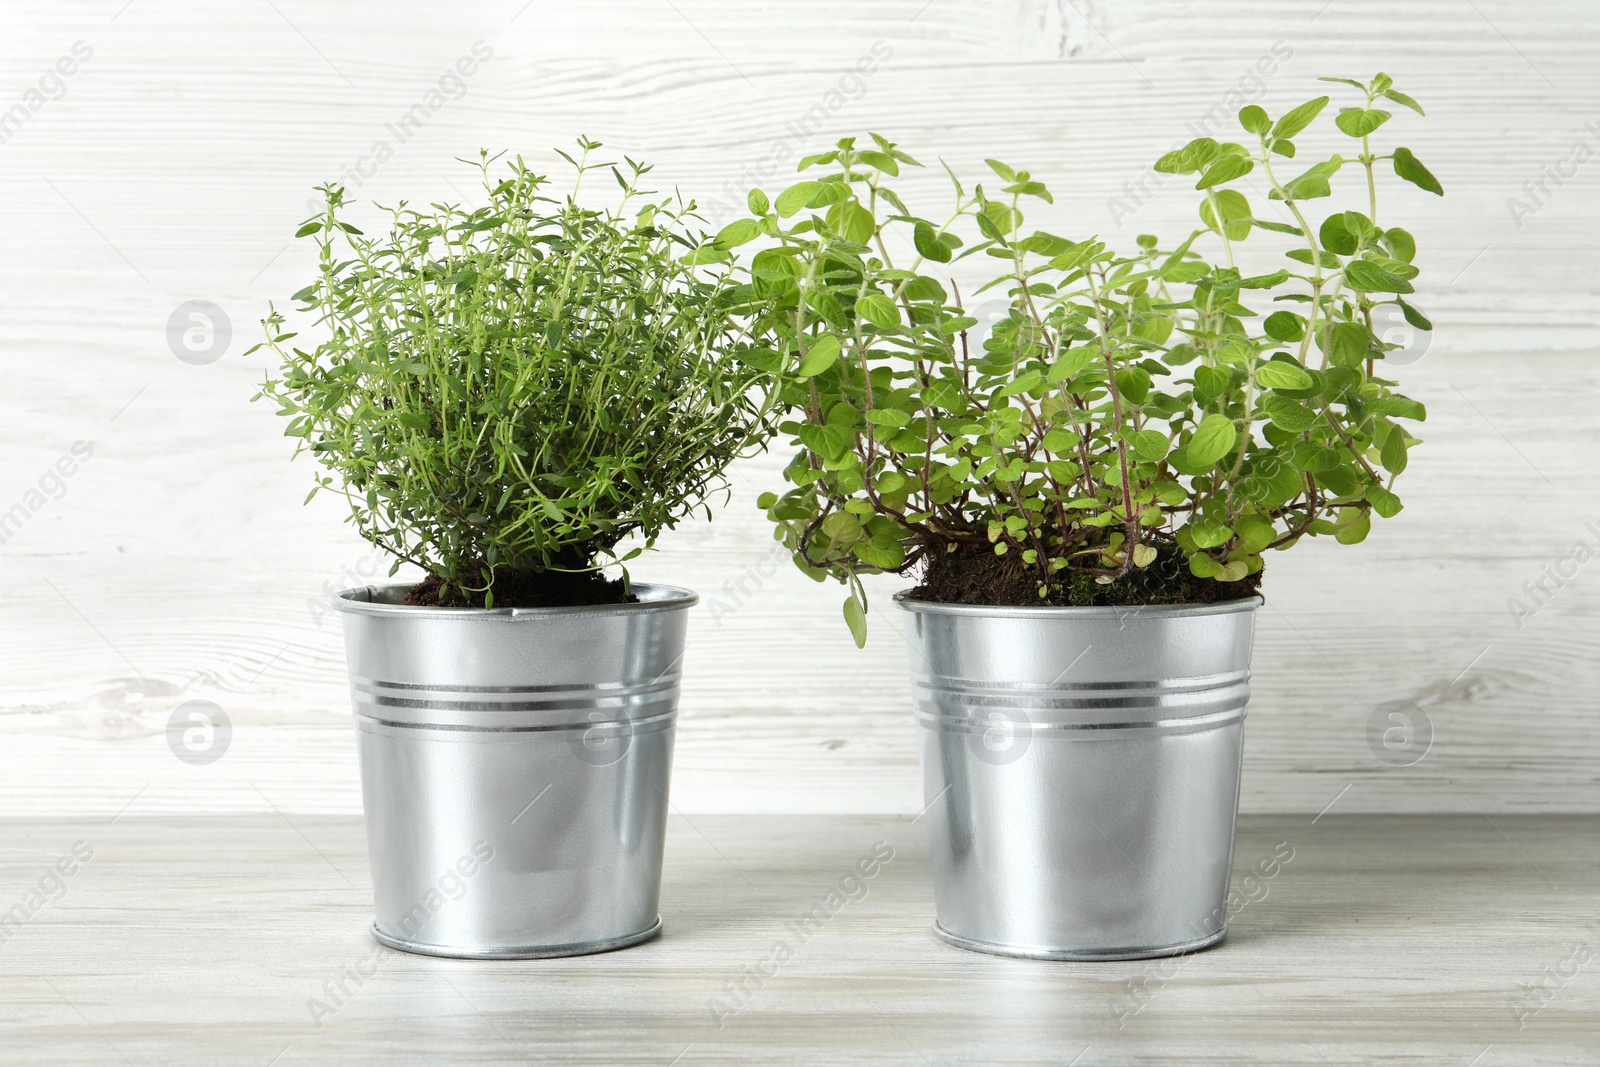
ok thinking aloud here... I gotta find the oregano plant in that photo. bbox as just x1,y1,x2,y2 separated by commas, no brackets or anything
725,74,1442,645
252,141,776,607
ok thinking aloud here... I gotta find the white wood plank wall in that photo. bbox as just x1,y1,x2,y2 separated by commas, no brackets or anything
1,0,1595,815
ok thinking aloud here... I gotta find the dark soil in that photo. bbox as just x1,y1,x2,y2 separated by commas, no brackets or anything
403,569,637,609
907,537,1262,608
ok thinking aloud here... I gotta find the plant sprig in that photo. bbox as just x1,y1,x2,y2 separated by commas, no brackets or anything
253,141,777,605
730,74,1442,645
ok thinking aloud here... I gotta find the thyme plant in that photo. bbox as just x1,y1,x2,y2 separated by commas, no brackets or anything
731,74,1442,644
254,141,774,607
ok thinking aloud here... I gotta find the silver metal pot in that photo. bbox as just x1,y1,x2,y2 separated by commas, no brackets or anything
335,583,694,959
896,593,1262,961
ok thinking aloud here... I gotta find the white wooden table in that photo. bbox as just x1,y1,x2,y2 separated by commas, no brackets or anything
1,814,1594,1064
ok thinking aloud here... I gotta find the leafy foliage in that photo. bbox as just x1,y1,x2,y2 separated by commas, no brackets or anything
253,142,775,605
735,75,1442,645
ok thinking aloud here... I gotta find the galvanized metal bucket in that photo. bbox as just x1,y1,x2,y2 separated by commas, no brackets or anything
335,583,694,959
896,593,1262,960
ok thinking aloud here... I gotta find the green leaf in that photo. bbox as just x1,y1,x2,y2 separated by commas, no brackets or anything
913,221,952,263
1289,441,1340,473
1048,347,1097,382
1236,518,1276,553
1153,149,1188,174
714,219,761,248
1335,107,1391,137
751,248,802,280
1397,298,1433,331
1237,269,1290,289
1270,157,1343,201
1188,521,1232,549
1256,360,1314,390
1380,430,1409,474
1261,394,1321,432
808,181,852,208
776,180,823,217
1321,321,1371,368
977,200,1018,238
1130,429,1169,462
1200,189,1253,240
827,200,875,243
984,158,1017,181
1365,484,1403,518
855,293,900,330
1115,367,1152,403
1196,154,1254,189
1007,179,1054,203
1189,413,1238,468
798,150,838,170
1267,364,1326,399
1272,96,1330,139
1252,218,1304,235
798,422,851,460
903,275,945,303
1164,138,1222,174
1319,213,1359,255
747,188,770,214
740,347,784,372
1335,508,1372,545
1042,428,1079,453
858,150,899,175
1020,231,1073,256
1316,463,1361,498
1381,88,1425,115
1286,248,1343,269
294,221,323,238
1163,342,1201,366
999,370,1045,398
843,594,867,648
1278,174,1331,200
1368,396,1425,419
1342,210,1377,240
1193,364,1232,400
854,539,905,568
1053,238,1099,271
1383,226,1417,264
1343,260,1414,294
1162,259,1210,284
1392,147,1444,196
1263,311,1305,342
796,334,842,377
681,245,730,265
1238,105,1271,135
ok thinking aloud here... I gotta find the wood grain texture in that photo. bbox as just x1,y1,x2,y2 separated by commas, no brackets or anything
1,0,1597,816
0,814,1596,1064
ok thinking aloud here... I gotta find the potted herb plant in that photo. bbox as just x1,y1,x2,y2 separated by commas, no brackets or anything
731,75,1441,959
253,141,774,958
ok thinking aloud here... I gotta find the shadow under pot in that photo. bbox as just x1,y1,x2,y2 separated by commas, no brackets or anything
334,583,695,959
896,593,1263,961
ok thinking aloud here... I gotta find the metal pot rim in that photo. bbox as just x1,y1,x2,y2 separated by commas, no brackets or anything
892,590,1263,620
336,582,698,619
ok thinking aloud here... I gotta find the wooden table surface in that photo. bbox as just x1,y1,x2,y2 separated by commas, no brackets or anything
1,813,1595,1065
